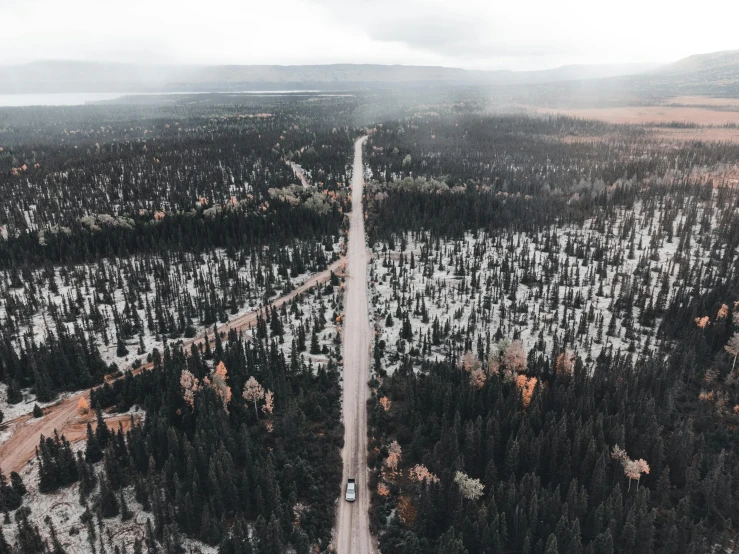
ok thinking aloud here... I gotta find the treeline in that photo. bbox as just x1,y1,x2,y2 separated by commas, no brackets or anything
0,201,342,268
365,178,733,246
366,188,590,244
364,112,739,197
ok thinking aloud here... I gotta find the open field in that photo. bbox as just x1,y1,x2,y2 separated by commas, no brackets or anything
530,104,739,126
666,96,739,107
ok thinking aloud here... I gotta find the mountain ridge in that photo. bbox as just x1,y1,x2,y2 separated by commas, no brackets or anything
0,60,657,93
3,50,739,96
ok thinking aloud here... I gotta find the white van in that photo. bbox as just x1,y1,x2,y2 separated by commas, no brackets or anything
345,479,356,502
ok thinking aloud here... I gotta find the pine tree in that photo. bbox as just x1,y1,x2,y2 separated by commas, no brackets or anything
0,526,11,554
309,329,320,354
120,489,132,521
545,534,559,554
99,474,119,518
435,527,467,554
85,422,103,463
593,530,614,554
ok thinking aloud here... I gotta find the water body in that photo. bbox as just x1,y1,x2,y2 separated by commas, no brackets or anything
0,92,165,107
0,91,353,107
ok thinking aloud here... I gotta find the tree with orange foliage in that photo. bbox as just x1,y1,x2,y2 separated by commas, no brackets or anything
409,464,439,485
385,440,402,475
211,362,232,412
717,304,729,320
470,368,486,390
611,444,649,490
77,397,90,415
555,349,575,378
503,340,527,378
695,316,710,330
180,369,202,410
515,374,537,409
262,390,274,417
379,397,392,411
624,459,650,490
458,351,481,373
486,353,501,377
242,376,265,419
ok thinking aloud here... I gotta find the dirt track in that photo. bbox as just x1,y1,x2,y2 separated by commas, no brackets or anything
0,259,342,475
0,401,140,475
334,136,375,554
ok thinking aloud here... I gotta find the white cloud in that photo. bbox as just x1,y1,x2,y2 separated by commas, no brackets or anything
0,0,737,70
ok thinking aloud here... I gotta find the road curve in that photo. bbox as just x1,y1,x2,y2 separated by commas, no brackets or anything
335,136,375,554
0,259,342,475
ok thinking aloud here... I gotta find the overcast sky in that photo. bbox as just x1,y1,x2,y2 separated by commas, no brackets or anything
1,0,738,70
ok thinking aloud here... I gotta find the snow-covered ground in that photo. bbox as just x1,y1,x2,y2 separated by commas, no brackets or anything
1,406,217,554
369,193,726,375
238,269,344,369
0,383,75,423
0,270,345,552
0,241,341,423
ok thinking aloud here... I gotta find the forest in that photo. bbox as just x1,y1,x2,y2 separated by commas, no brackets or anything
2,90,739,553
0,94,353,553
361,99,739,554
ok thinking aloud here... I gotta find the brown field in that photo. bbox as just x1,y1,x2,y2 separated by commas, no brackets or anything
531,105,739,126
666,96,739,107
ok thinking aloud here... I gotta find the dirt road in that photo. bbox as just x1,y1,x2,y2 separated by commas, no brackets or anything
335,136,375,554
185,257,343,352
0,260,342,475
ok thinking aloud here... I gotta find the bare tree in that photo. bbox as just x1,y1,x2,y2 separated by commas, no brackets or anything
725,332,739,372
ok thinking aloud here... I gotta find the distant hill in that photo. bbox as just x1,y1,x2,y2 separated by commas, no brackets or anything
636,50,739,95
0,60,657,94
8,53,738,99
500,51,739,108
653,50,739,76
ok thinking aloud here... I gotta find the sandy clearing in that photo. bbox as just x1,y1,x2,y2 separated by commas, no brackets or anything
334,136,375,554
0,260,342,475
0,402,140,475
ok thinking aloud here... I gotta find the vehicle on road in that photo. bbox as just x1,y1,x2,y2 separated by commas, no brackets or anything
345,479,356,502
